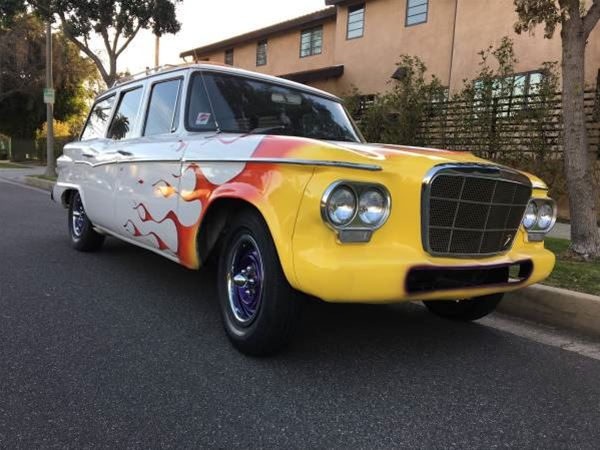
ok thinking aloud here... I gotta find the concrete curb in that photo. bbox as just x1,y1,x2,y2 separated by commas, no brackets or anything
499,284,600,338
23,176,55,192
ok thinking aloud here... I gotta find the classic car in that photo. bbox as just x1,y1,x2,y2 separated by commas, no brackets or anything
53,64,556,355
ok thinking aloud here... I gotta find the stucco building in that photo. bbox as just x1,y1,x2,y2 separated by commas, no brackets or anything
180,0,600,97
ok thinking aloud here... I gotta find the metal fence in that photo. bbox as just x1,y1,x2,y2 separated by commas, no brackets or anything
418,90,599,160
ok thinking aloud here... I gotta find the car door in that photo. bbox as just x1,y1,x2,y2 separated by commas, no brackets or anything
102,84,146,234
76,94,117,229
114,75,187,256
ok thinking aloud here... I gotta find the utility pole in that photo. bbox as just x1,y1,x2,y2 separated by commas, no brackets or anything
44,19,56,177
155,34,160,67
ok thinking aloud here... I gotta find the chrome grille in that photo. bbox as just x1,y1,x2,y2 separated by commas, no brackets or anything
422,165,532,257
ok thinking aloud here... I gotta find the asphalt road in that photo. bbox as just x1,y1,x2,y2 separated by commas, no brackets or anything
1,180,600,449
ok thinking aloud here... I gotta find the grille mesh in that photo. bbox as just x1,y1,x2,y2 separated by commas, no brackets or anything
425,171,532,256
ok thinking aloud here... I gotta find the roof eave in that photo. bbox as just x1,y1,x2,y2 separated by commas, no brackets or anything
180,7,336,58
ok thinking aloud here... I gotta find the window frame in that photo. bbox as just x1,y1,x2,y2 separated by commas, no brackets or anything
79,93,116,141
224,48,234,65
107,85,145,141
256,40,268,67
184,71,218,133
142,76,184,137
346,3,365,40
299,25,323,58
405,0,429,27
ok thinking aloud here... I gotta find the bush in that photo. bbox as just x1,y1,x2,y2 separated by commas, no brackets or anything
343,55,447,145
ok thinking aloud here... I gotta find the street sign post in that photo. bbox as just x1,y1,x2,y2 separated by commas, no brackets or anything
43,88,55,104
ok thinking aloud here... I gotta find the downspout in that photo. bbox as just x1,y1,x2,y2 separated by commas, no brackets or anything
447,0,459,94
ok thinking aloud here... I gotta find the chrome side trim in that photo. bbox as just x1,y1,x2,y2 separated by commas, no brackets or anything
74,157,382,171
421,163,533,258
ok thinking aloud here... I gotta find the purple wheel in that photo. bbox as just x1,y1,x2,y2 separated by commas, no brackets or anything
226,235,264,324
68,191,105,252
217,210,300,356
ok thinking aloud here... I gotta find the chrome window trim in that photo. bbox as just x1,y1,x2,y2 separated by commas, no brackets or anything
74,157,382,172
421,163,533,258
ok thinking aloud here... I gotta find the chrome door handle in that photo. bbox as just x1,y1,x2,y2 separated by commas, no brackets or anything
116,150,133,157
81,153,95,158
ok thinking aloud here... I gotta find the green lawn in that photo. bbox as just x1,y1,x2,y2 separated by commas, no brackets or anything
543,237,600,296
30,174,57,182
0,162,28,169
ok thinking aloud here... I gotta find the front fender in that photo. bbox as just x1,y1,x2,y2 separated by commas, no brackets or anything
201,164,316,287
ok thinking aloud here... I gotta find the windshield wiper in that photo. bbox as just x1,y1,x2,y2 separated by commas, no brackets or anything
247,125,287,135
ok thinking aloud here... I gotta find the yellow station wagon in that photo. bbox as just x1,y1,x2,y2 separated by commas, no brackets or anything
53,64,556,355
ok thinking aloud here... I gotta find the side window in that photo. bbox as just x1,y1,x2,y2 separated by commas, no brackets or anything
347,4,365,39
186,73,217,131
107,87,143,140
225,49,234,65
256,40,267,66
144,79,182,137
80,95,115,141
406,0,428,26
300,26,323,57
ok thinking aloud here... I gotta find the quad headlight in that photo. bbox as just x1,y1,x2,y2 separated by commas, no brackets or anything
322,181,391,242
522,198,557,240
327,186,356,226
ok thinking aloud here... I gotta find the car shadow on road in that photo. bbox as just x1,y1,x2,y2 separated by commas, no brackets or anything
95,237,511,365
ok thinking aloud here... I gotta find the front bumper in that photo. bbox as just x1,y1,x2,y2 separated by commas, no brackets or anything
292,235,554,303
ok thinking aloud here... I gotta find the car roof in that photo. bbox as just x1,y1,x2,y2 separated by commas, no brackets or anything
96,63,341,102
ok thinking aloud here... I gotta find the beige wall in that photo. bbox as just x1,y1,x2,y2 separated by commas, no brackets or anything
192,0,600,97
197,19,337,78
332,0,457,95
450,0,600,92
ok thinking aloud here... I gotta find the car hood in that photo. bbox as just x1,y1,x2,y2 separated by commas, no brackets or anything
246,135,545,188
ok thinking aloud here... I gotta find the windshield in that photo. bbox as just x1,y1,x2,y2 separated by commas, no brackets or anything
186,72,362,143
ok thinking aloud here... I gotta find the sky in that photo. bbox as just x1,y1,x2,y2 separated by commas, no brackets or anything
91,0,327,75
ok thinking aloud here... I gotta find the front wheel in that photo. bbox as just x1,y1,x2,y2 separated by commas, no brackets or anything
217,210,300,356
423,293,503,321
68,191,105,252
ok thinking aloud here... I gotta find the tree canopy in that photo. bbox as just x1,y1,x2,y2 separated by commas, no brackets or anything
0,0,182,86
0,14,98,138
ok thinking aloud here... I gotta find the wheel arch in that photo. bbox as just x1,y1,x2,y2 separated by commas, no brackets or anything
197,190,303,289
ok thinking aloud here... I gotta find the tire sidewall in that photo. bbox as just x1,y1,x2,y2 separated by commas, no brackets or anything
217,210,299,354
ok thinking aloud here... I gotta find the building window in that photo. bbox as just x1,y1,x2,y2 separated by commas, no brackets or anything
406,0,428,26
474,71,545,116
347,4,365,39
225,49,234,65
300,26,323,58
256,40,267,66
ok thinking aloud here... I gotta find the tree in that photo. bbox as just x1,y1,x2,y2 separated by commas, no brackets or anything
0,0,181,87
0,14,97,138
514,0,600,259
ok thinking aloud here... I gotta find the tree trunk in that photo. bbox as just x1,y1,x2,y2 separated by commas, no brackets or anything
561,18,600,258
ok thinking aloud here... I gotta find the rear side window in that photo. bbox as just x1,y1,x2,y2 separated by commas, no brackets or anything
144,79,182,136
186,74,217,131
81,95,115,141
107,87,143,140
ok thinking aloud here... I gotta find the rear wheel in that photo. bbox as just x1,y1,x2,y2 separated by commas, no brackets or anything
423,293,503,321
68,191,105,252
217,210,300,356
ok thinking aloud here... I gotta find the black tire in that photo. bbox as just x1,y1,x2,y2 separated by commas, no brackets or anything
423,293,503,321
68,191,105,252
217,209,300,356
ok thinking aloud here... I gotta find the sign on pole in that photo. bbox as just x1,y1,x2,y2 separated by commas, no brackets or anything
43,88,55,104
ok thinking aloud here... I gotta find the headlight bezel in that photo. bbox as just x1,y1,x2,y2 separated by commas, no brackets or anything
321,181,392,242
522,197,557,240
